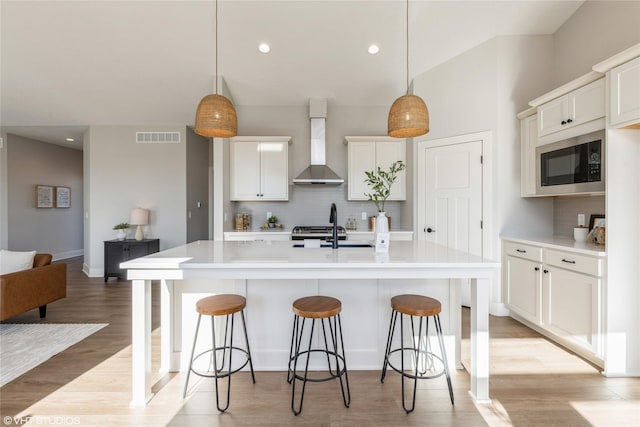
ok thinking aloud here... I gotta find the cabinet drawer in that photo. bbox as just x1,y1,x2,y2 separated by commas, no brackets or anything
545,249,602,277
504,241,543,262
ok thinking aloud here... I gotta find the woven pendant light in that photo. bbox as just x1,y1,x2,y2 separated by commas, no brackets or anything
387,0,429,138
194,0,238,138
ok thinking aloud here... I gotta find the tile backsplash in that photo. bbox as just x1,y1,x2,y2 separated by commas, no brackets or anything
231,185,405,231
553,195,605,237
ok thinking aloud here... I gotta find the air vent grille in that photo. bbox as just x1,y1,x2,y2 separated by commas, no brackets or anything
136,132,181,144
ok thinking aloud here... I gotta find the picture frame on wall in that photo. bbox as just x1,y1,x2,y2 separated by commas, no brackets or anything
35,185,54,208
55,186,71,208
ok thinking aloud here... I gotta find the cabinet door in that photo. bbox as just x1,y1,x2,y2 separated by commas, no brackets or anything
348,141,376,200
545,267,601,354
127,243,151,261
569,78,605,127
506,256,542,324
104,243,124,279
520,115,538,196
610,56,640,127
259,141,288,200
376,140,406,200
230,141,261,200
538,96,568,136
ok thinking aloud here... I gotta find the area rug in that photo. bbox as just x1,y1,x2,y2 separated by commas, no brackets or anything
0,323,108,386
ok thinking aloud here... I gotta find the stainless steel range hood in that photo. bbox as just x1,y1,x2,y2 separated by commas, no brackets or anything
293,100,344,185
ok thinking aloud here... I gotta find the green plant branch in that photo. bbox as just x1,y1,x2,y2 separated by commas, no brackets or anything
363,160,405,212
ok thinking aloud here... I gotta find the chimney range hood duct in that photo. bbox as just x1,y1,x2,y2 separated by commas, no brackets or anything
293,100,344,185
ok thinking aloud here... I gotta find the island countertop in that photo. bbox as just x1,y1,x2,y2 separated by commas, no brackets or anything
121,239,499,274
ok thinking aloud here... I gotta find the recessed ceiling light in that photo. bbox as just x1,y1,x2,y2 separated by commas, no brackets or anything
258,43,270,54
368,44,380,55
65,138,75,142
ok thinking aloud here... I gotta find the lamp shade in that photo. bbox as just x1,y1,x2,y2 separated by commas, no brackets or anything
194,94,238,138
130,208,149,226
387,94,429,138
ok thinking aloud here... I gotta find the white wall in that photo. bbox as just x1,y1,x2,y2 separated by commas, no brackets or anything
0,131,7,250
553,1,640,87
5,134,83,258
228,104,409,230
412,35,556,314
605,129,640,376
84,126,187,277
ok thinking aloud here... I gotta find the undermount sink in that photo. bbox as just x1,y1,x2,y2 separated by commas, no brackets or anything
292,241,373,248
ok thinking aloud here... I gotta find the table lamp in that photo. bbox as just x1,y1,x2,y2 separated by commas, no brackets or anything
130,208,149,241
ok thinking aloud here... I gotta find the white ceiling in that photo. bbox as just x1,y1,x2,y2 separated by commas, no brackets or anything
1,0,584,148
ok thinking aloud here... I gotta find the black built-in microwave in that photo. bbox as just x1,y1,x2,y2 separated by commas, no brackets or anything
536,130,605,195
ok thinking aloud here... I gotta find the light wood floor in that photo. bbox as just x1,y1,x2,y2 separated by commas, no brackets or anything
1,257,638,426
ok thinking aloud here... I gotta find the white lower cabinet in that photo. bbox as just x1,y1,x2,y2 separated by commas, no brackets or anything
506,256,542,325
545,266,601,354
503,238,605,365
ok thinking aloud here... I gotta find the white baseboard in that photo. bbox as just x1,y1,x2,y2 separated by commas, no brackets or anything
52,249,83,261
82,264,104,278
490,302,510,317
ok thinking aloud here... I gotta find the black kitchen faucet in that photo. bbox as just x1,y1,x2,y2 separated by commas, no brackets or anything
329,203,338,249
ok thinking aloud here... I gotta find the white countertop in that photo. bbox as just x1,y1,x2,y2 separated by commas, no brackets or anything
501,235,606,256
121,239,498,273
223,229,413,235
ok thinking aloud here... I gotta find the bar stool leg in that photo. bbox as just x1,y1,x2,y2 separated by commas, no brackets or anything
435,314,454,404
183,313,202,398
334,314,351,407
212,313,233,412
321,318,337,376
287,315,300,384
291,317,314,416
381,309,398,383
241,310,256,384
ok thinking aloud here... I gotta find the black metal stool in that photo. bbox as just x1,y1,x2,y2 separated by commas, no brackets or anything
381,294,454,413
287,295,351,416
183,294,255,412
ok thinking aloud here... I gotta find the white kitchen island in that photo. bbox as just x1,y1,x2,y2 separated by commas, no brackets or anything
121,240,499,407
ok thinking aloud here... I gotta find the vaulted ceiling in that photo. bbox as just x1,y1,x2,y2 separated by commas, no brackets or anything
1,0,584,147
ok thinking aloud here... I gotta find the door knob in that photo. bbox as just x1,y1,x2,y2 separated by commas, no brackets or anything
426,227,435,233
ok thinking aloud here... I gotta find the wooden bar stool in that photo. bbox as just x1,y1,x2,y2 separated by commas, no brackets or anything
183,294,255,412
287,295,351,416
381,294,454,413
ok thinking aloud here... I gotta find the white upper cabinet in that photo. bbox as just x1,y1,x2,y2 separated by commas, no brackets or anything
538,78,605,138
230,137,290,201
519,112,538,197
608,56,640,128
345,136,406,201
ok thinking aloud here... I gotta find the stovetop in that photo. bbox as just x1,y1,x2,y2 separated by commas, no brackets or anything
291,225,347,240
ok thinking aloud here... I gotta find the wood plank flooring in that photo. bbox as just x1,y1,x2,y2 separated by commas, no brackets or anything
1,256,638,426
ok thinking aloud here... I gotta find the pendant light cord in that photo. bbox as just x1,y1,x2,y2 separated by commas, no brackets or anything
215,0,219,95
406,0,409,95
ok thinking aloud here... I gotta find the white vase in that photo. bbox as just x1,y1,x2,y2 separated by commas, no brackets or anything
116,229,126,241
375,211,390,253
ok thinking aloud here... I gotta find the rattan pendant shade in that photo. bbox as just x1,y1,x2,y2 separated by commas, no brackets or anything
194,0,238,139
194,94,237,138
388,94,429,138
387,0,429,138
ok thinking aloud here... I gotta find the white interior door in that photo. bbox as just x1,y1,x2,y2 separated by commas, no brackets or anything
418,138,483,306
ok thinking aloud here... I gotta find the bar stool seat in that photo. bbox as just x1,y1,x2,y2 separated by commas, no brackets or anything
183,294,255,412
288,296,350,416
381,294,454,413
